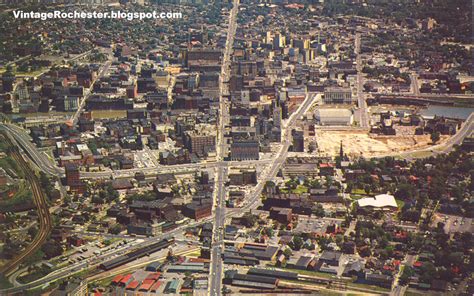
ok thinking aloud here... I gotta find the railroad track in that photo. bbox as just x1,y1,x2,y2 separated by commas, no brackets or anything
0,133,52,277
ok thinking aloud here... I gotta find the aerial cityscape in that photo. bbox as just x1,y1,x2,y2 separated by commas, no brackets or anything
0,0,472,295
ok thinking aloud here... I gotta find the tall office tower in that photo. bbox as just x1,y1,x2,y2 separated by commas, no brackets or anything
273,99,282,129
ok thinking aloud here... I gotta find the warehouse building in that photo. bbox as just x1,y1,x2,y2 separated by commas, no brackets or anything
225,271,278,289
314,108,353,126
167,262,208,273
247,268,298,280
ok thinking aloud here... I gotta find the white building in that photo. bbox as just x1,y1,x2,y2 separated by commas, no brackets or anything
314,108,353,126
357,194,398,210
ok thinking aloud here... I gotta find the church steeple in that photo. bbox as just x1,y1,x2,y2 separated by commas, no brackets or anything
339,140,344,159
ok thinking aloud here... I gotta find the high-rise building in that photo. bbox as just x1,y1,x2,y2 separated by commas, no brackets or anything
273,99,282,129
65,164,80,186
1,72,15,92
273,33,286,49
184,124,216,155
64,96,80,112
65,164,85,194
292,129,305,152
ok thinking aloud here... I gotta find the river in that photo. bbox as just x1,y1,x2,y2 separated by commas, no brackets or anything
420,105,474,120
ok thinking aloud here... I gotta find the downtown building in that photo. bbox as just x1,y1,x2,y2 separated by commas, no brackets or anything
323,87,353,104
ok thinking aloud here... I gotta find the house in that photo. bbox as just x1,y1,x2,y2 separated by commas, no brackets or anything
341,241,356,254
112,178,134,190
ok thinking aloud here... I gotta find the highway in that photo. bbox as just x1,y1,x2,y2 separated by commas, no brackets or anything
383,112,474,158
2,238,199,293
209,0,239,294
0,133,52,278
0,123,63,176
0,122,272,179
86,245,201,284
2,95,469,293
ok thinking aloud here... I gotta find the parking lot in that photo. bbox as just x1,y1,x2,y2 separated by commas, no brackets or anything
432,214,473,234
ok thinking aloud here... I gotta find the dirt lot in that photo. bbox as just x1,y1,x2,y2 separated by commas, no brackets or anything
91,110,127,119
315,129,448,158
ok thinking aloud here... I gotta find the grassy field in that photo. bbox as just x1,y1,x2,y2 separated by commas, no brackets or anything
396,150,433,159
18,265,52,284
0,154,23,178
396,199,405,209
351,189,368,195
0,274,13,289
405,290,425,296
0,66,48,77
350,194,367,200
281,185,309,194
0,180,33,212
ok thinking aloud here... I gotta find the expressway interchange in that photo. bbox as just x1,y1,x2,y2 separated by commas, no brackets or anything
0,132,52,278
0,122,272,180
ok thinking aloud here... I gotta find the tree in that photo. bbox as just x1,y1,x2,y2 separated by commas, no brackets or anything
262,227,274,238
395,183,416,200
313,204,325,217
364,184,371,195
41,241,63,259
28,226,38,238
431,131,441,144
447,252,464,267
419,261,437,283
109,224,122,235
291,236,304,251
399,266,414,285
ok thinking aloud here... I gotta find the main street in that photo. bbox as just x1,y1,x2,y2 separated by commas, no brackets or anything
209,0,239,294
71,59,112,125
